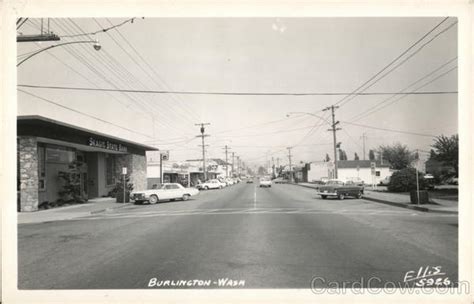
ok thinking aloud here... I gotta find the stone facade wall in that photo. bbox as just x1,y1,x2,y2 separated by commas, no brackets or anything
115,154,147,191
18,136,39,212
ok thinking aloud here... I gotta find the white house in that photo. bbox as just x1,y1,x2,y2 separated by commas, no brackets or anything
337,160,393,185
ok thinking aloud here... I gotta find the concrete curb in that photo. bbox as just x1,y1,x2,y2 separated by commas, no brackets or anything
289,183,458,215
89,203,132,214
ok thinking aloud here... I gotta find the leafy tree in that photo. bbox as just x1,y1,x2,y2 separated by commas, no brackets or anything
378,143,417,170
257,166,267,176
325,154,331,162
369,149,376,161
431,134,458,176
388,167,427,192
339,149,348,160
354,152,360,160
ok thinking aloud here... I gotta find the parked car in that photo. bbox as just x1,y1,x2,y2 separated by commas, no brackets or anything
246,179,254,184
379,176,391,186
259,177,272,188
316,179,364,200
197,179,225,190
344,177,364,186
131,183,199,204
273,177,289,184
225,178,235,185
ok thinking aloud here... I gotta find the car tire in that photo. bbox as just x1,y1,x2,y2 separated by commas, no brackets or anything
149,195,159,205
337,193,345,200
356,191,363,199
182,194,190,201
321,195,327,199
204,186,209,190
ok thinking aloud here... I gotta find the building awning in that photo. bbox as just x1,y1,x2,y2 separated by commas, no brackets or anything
18,115,158,155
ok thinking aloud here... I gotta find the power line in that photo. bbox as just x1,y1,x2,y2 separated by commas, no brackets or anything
333,17,451,108
18,89,153,139
350,65,458,122
14,84,458,96
58,18,137,38
340,121,437,137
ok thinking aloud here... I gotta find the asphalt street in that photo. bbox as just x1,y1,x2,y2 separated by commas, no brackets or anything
18,182,458,289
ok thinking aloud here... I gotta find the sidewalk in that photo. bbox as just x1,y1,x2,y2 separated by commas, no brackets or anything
18,198,132,224
293,182,458,214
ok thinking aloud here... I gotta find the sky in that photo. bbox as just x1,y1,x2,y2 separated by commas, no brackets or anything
17,17,458,168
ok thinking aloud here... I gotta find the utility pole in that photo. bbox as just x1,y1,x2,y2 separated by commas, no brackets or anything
17,18,60,42
276,157,280,177
223,145,231,178
195,123,211,181
361,132,367,160
323,105,341,179
236,156,240,178
272,157,275,178
287,147,293,183
232,152,235,177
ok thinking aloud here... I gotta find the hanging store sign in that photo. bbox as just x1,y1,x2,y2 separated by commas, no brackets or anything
88,137,128,153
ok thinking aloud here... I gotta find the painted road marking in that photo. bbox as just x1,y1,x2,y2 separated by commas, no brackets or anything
75,208,456,221
254,185,257,209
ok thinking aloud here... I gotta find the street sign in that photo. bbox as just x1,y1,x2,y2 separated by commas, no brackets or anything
122,167,127,175
161,150,170,161
370,162,376,175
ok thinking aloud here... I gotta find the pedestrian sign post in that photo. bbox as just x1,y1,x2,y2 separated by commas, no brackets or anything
370,162,376,190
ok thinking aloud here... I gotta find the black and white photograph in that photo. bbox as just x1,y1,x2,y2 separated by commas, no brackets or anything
2,1,473,303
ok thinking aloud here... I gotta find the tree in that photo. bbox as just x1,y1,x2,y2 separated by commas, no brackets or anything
325,154,331,162
431,134,458,176
369,149,376,161
388,168,427,192
257,166,267,176
378,143,417,170
354,153,360,160
339,149,348,160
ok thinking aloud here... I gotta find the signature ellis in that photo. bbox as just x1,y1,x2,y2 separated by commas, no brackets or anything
404,266,452,287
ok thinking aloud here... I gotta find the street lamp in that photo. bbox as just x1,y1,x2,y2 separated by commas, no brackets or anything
17,39,101,67
286,111,338,179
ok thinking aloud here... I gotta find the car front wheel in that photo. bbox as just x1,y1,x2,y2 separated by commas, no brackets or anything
149,195,159,204
337,193,345,200
356,191,363,199
321,195,327,199
182,194,190,201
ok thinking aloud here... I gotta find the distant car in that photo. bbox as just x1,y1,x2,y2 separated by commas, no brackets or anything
320,177,329,184
259,177,272,188
273,177,289,184
379,176,391,186
131,183,199,204
444,176,458,185
246,178,254,183
225,178,235,186
316,179,364,200
197,179,225,190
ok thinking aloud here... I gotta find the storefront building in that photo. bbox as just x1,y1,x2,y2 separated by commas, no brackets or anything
17,116,158,212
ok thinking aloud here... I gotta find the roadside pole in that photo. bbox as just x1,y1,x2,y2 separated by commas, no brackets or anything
122,167,127,203
415,149,420,205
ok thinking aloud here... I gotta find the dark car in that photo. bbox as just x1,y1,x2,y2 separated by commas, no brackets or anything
316,179,364,200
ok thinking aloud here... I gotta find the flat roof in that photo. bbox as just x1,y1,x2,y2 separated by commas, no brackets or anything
18,115,159,152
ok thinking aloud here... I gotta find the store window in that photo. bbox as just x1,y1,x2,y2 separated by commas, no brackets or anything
375,171,381,177
46,145,76,163
38,145,46,190
106,155,116,186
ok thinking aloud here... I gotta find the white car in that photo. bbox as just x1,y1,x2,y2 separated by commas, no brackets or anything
225,178,235,185
259,177,272,188
197,179,225,190
131,183,199,205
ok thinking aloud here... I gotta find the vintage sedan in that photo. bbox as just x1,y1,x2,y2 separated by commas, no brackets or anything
131,183,199,204
316,179,364,200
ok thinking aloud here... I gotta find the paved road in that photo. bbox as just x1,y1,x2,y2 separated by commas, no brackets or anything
18,182,458,289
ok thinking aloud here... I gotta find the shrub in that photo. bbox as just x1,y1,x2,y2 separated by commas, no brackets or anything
388,167,427,192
